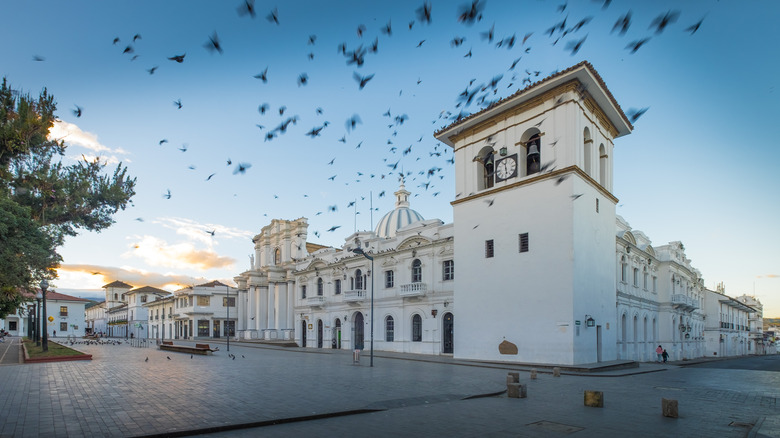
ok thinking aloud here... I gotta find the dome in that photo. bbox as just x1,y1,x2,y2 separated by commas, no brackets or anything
374,177,424,238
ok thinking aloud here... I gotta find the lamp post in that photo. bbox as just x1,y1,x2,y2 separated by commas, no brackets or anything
352,241,374,367
35,293,41,345
226,285,230,352
40,279,49,352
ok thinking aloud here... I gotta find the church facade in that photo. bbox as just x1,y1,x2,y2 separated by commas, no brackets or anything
233,62,762,365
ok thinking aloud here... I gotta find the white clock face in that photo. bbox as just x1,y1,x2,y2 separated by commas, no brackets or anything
496,156,517,179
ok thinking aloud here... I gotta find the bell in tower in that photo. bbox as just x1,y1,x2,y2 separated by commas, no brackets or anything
526,135,540,175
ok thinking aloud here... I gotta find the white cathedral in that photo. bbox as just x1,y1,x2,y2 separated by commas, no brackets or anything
233,62,761,366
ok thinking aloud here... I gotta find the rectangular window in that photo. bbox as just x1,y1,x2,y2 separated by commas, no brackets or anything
652,276,657,293
643,273,648,290
519,233,529,253
334,279,341,295
222,297,236,307
301,285,307,299
60,322,67,332
59,306,68,316
633,268,639,287
443,260,454,281
197,296,210,306
596,198,599,213
485,239,494,258
141,295,147,303
385,270,394,288
197,320,209,337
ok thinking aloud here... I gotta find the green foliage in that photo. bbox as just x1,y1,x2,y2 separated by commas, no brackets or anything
0,194,59,318
0,77,136,315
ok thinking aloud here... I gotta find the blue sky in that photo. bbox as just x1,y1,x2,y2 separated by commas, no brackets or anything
3,0,779,316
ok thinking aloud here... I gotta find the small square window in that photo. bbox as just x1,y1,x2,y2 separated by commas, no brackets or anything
485,240,494,258
519,233,529,253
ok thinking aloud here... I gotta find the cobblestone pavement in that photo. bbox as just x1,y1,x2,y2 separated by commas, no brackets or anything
0,339,778,438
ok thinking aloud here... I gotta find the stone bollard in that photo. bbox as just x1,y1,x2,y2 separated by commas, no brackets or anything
507,382,527,399
507,372,520,385
584,390,604,408
530,369,537,380
553,367,561,377
662,398,678,418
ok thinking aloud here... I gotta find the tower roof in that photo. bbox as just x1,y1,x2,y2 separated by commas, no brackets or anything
374,176,425,238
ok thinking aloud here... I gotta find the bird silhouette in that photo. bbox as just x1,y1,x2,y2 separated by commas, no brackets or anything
625,38,650,53
353,72,374,89
685,17,705,35
627,107,649,124
168,53,186,63
254,68,268,83
174,99,182,109
233,163,252,174
416,1,432,24
612,11,632,36
237,0,256,18
163,190,171,199
166,356,171,360
147,66,158,75
204,31,223,54
72,105,82,117
649,10,680,34
266,7,279,24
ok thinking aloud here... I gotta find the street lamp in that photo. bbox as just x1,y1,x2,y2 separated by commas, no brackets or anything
226,285,230,352
40,279,49,352
352,240,374,367
35,292,42,346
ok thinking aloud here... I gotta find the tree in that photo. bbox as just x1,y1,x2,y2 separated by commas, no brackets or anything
0,77,136,313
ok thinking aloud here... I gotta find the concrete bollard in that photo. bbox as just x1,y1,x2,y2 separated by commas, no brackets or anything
507,372,520,385
530,369,537,379
662,398,678,418
584,390,604,408
553,367,561,377
507,382,527,399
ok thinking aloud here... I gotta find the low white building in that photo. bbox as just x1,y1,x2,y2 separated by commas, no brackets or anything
144,295,175,340
735,294,765,355
42,291,90,338
167,281,237,340
702,285,755,358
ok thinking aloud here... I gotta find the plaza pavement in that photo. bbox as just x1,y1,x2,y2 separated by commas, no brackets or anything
0,337,778,437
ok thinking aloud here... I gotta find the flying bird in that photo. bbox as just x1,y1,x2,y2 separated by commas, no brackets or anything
626,107,649,124
625,38,650,53
163,190,171,199
254,68,268,83
458,0,485,25
353,72,374,89
327,225,341,232
612,11,632,35
233,163,252,174
204,31,223,54
266,7,279,24
168,53,186,63
649,10,680,34
416,1,432,24
72,105,82,117
237,0,256,18
133,34,141,42
565,35,587,55
147,66,158,75
174,99,182,109
685,17,705,35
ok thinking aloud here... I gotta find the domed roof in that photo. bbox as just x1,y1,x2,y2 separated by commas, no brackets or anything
374,177,424,238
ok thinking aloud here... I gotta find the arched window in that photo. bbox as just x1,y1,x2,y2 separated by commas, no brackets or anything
599,144,607,186
385,316,394,342
355,269,363,290
411,259,422,283
412,314,422,342
114,293,118,301
317,278,323,296
526,133,541,175
476,146,495,190
583,128,593,176
274,248,281,265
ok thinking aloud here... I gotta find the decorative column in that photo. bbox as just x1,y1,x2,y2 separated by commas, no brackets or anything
258,285,268,331
266,283,276,338
247,286,256,338
276,282,288,330
287,279,295,334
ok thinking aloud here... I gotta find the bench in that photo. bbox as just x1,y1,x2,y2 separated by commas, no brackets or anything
159,342,214,355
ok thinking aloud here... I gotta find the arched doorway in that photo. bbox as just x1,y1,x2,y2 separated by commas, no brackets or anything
443,312,454,354
301,320,307,348
317,319,323,348
334,319,342,349
354,312,364,350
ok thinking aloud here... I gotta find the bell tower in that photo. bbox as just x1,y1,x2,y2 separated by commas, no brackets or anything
435,62,632,365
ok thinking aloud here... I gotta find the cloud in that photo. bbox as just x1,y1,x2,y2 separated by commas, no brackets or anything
124,235,236,270
49,120,129,164
758,274,780,278
55,264,236,291
154,217,254,246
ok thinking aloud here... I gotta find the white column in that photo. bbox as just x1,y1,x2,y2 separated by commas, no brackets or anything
247,286,256,332
276,282,288,330
258,286,268,330
287,280,295,331
267,283,276,330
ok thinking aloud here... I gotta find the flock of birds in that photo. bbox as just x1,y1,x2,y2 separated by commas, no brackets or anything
67,337,252,361
47,1,706,244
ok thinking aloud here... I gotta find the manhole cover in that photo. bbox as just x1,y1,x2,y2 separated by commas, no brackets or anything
526,420,584,434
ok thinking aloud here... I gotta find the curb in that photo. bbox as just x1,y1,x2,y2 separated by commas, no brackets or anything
22,341,92,363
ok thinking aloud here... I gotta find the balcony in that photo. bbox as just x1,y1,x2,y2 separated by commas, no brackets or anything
399,282,427,298
671,294,698,311
307,296,326,307
343,289,366,302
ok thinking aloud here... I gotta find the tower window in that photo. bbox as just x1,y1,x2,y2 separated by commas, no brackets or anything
519,233,529,253
476,147,495,190
485,240,494,258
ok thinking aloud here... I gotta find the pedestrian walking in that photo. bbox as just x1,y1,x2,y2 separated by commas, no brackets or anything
656,345,663,362
53,330,56,338
662,349,669,363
